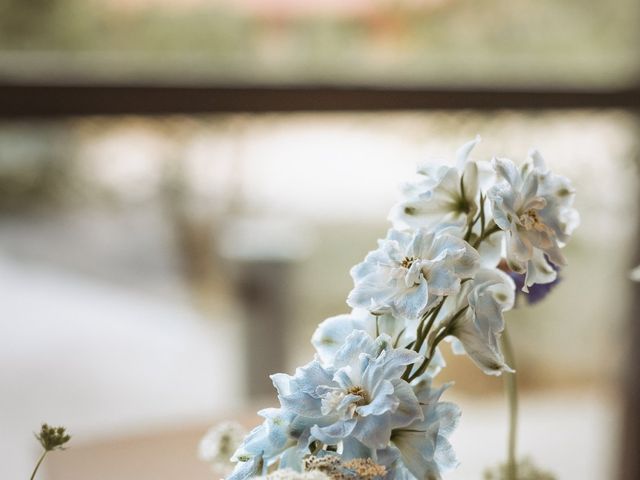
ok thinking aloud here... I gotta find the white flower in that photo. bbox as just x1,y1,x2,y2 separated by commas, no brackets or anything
488,151,579,291
311,310,409,364
631,265,640,282
274,331,423,450
348,229,481,320
389,379,461,480
259,468,331,480
389,137,484,232
199,421,247,474
228,407,311,480
443,268,516,375
311,310,445,377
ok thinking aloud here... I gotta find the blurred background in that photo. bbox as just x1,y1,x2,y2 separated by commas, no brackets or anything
1,1,639,479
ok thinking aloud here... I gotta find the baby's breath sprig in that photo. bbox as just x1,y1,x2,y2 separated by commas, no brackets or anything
30,423,71,480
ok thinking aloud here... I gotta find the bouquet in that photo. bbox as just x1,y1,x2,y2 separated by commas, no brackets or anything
200,137,580,480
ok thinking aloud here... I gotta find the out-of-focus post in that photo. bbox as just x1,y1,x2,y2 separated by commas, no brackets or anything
235,259,291,396
220,218,311,398
620,140,640,480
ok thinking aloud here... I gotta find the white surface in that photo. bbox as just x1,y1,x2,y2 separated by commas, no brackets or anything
0,255,244,479
448,389,619,480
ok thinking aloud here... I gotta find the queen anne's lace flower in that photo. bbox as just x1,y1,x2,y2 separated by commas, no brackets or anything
198,421,246,474
488,152,579,291
348,229,480,320
259,468,331,480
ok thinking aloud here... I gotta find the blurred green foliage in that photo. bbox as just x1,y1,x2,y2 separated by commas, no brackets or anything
0,123,78,212
0,0,637,85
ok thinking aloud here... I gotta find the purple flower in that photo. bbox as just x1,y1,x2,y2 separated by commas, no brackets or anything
507,260,561,305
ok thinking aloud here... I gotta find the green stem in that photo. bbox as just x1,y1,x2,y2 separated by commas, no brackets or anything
414,298,445,353
30,450,48,480
407,326,448,382
407,306,468,383
502,326,518,480
403,299,447,381
472,221,501,249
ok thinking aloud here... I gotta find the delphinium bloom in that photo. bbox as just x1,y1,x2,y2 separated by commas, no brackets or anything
389,136,485,231
442,268,516,375
488,152,579,291
228,408,315,480
347,229,480,320
311,310,445,378
505,259,562,305
275,331,423,451
226,331,425,479
311,310,412,366
388,380,461,480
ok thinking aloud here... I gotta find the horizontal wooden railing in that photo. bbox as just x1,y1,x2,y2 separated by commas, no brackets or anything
0,82,639,117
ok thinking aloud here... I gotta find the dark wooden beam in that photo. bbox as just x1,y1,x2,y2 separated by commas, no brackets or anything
0,82,639,118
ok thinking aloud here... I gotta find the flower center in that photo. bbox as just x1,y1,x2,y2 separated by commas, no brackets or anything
401,256,417,269
519,209,548,232
347,385,369,406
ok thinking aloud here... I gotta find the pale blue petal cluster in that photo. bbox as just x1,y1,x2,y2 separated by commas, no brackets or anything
390,380,461,480
219,139,579,480
488,152,579,291
228,408,310,480
348,229,480,320
311,310,445,378
389,137,483,231
445,268,516,375
311,310,412,366
276,331,423,450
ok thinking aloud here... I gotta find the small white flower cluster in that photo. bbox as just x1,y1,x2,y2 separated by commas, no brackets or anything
199,421,247,475
259,469,331,480
208,138,579,480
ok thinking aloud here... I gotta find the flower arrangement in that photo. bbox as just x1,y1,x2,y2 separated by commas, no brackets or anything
202,137,580,480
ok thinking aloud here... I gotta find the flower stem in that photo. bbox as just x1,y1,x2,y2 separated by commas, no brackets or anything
30,450,48,480
472,221,501,249
502,326,518,480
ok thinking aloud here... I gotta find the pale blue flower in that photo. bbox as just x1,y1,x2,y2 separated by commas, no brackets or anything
228,408,309,479
311,310,446,377
444,268,515,375
228,452,263,480
388,379,461,480
488,152,579,291
273,331,423,450
348,229,480,320
389,137,485,231
311,310,411,365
